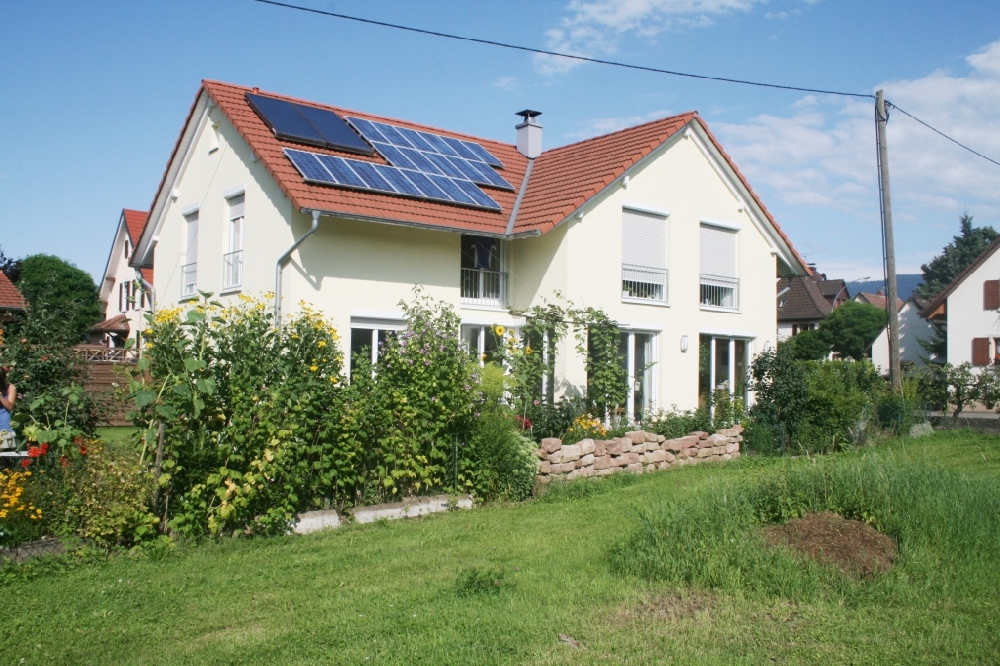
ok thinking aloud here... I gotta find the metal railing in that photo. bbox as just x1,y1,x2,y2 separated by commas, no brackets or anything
181,262,198,298
621,264,668,303
460,268,508,309
700,274,739,309
223,250,243,290
73,344,139,363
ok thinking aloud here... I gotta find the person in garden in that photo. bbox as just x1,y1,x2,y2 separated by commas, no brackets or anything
0,366,16,450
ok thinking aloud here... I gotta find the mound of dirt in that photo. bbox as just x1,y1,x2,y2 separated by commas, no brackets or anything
762,511,898,579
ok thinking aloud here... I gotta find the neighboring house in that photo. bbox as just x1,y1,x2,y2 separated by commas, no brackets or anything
95,208,153,347
776,273,848,339
128,80,808,417
855,291,934,372
0,271,26,345
920,237,1000,369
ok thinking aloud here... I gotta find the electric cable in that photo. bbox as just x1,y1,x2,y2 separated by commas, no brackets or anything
250,0,874,99
886,101,1000,169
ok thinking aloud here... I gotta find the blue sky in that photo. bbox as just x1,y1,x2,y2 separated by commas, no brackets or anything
2,0,999,284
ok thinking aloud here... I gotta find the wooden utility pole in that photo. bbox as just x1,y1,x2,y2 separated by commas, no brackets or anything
876,90,902,393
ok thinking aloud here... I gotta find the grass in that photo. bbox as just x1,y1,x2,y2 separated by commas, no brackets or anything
2,430,999,664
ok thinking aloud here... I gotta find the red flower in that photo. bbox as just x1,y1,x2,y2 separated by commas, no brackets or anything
60,455,69,468
21,458,31,468
41,356,49,362
40,443,49,455
73,436,84,446
27,446,42,458
79,445,88,456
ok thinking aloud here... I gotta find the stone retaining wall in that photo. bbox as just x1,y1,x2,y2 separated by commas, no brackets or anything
534,426,743,482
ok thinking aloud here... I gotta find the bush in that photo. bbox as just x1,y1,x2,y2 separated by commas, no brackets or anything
798,359,882,451
643,407,712,439
0,470,44,547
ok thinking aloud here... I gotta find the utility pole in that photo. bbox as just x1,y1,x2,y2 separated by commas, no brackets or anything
876,90,902,393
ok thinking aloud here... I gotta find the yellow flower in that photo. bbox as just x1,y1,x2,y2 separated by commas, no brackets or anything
525,346,532,355
494,325,505,336
317,340,327,348
310,365,319,372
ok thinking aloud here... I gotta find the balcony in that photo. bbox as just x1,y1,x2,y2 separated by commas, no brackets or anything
700,274,739,310
461,268,508,309
223,250,243,291
622,264,668,304
181,262,198,298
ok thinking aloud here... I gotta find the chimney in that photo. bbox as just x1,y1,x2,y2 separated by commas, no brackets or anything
515,110,543,158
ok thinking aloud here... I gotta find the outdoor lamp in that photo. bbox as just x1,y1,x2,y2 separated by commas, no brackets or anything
680,335,689,352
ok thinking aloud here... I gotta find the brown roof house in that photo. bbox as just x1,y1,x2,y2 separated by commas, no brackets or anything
93,208,152,347
920,237,1000,368
0,271,26,346
776,272,850,339
127,81,808,417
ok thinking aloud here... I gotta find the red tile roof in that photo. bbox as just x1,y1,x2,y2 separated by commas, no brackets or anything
148,81,805,272
121,209,153,285
857,291,903,311
0,271,25,311
777,276,833,322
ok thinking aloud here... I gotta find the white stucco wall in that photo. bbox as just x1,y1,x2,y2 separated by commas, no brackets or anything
870,299,937,373
100,224,150,344
152,105,789,413
946,251,1000,367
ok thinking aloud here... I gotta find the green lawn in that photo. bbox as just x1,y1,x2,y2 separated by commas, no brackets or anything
3,430,999,665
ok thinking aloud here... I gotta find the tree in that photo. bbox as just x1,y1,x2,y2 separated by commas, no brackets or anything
786,328,831,360
0,246,21,283
14,254,102,343
817,301,888,361
916,213,998,299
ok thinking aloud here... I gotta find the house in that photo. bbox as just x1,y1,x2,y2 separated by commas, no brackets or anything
920,237,1000,369
776,273,849,339
127,80,808,417
855,291,934,372
0,271,26,345
94,208,152,347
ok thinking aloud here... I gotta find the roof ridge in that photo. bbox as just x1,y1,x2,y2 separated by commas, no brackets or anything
919,236,1000,318
542,111,698,155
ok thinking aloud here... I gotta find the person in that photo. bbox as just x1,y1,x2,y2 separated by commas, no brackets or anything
0,366,16,451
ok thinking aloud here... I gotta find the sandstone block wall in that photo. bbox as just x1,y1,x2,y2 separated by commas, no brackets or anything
534,425,743,482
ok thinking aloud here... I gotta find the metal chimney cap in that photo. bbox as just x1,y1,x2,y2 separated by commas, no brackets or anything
516,109,542,120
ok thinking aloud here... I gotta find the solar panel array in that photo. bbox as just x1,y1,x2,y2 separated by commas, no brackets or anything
345,117,513,191
284,148,502,210
246,93,373,155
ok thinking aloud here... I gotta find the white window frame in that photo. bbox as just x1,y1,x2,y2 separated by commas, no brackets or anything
181,209,199,300
621,207,669,306
702,334,754,414
222,193,245,293
348,317,406,380
699,222,740,312
621,329,658,422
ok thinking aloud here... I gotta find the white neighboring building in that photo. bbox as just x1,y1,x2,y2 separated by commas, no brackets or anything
94,208,153,347
128,80,809,416
856,292,935,373
920,238,1000,369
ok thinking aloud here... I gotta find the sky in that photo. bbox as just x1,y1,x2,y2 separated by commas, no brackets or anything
2,0,999,285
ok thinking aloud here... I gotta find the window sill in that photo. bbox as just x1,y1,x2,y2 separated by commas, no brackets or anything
700,305,740,313
621,297,670,308
460,303,510,313
179,294,199,303
220,287,242,295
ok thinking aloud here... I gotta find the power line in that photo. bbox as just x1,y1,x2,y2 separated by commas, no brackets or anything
886,102,1000,169
250,0,873,99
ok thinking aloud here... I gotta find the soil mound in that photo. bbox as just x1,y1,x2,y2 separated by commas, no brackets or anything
762,511,898,579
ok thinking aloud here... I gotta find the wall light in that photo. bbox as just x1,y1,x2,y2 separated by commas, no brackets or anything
680,335,689,353
763,340,772,352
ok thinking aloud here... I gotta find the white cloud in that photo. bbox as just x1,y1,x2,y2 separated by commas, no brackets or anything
567,109,674,139
492,77,518,91
536,0,785,74
712,39,1000,275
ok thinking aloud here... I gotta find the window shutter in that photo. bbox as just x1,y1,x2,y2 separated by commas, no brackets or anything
186,212,199,263
118,284,124,313
700,224,737,277
622,209,666,269
972,338,990,366
984,280,999,310
229,194,245,220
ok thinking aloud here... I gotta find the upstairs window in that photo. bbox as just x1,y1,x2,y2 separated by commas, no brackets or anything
621,208,667,304
700,223,738,310
182,211,199,298
984,280,999,310
460,235,507,309
224,194,245,291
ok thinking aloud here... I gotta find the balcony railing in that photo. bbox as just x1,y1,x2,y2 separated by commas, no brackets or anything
223,250,243,291
461,268,508,309
700,274,739,310
622,264,668,303
181,262,198,298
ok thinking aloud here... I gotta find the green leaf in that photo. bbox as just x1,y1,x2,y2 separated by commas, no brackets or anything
134,390,158,408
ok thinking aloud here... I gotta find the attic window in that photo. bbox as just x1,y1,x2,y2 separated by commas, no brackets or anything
779,299,785,308
209,122,220,153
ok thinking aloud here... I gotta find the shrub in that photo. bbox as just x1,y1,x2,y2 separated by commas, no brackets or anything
643,407,712,439
748,343,808,454
798,359,882,451
0,470,43,547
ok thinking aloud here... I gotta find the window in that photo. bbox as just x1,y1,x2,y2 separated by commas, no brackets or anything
461,325,505,366
349,318,406,379
791,323,816,336
698,335,749,409
972,337,990,366
621,208,667,304
619,331,656,421
460,236,507,309
224,194,244,291
124,239,131,260
182,211,199,297
700,224,738,309
985,280,999,310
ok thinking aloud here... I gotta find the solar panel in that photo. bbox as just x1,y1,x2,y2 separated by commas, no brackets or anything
372,122,413,148
442,136,481,161
247,93,372,155
396,127,436,152
398,148,444,175
346,117,388,143
283,148,501,211
372,143,417,171
419,132,460,157
462,141,504,168
426,153,466,180
467,160,514,189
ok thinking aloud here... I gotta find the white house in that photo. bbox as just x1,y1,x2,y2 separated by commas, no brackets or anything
855,292,935,372
128,81,808,417
94,208,153,347
920,238,1000,369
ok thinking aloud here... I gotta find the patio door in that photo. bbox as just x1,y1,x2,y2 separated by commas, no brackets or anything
698,335,749,409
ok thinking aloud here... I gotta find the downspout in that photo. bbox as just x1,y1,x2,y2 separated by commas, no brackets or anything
275,209,321,324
